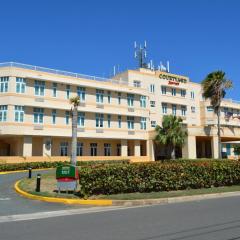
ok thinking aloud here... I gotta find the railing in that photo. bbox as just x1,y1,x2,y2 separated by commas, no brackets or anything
0,62,129,86
223,98,240,105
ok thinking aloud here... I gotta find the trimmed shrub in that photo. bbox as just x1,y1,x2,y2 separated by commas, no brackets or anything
0,159,129,172
79,160,240,196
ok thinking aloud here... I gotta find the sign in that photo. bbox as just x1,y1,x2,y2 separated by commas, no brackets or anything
56,164,79,192
56,165,78,179
168,80,180,86
159,73,188,84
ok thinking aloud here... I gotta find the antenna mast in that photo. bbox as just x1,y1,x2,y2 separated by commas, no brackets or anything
134,41,147,68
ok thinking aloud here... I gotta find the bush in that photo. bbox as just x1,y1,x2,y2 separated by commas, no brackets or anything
0,159,130,172
79,160,240,196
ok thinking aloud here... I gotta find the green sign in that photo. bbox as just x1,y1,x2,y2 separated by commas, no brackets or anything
56,164,77,179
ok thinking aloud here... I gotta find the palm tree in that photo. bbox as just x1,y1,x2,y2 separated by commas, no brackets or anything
69,95,80,166
155,115,187,159
201,71,232,159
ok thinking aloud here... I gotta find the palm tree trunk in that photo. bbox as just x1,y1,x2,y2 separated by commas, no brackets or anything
71,106,78,166
171,146,176,160
217,106,222,159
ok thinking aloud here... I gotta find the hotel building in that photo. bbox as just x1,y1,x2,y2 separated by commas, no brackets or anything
0,62,239,161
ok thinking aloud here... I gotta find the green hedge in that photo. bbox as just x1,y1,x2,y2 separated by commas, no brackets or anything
0,159,129,172
79,160,240,196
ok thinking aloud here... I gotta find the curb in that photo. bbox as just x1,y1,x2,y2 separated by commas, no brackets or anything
14,180,113,206
14,179,240,207
0,168,54,175
112,191,240,206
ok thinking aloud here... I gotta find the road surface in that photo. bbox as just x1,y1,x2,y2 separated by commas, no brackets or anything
1,171,240,240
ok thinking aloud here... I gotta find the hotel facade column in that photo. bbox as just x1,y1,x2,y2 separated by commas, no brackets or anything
134,140,141,156
43,137,52,156
182,135,196,159
23,136,32,156
146,139,155,161
211,136,219,159
121,139,128,157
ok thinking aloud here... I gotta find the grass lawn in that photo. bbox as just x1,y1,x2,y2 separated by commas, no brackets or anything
18,172,240,200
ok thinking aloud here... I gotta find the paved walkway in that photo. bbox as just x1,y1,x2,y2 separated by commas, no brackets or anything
0,170,89,216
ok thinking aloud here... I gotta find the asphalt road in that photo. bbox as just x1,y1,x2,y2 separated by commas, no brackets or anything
1,192,240,239
0,170,89,216
2,171,240,240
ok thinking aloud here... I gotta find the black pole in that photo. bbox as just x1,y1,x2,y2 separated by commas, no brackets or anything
28,168,32,179
36,174,41,192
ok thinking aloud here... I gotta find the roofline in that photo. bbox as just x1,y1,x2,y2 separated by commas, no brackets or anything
0,62,129,86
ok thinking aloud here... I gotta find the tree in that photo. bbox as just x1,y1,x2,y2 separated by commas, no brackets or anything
69,95,80,166
155,115,187,159
201,71,232,159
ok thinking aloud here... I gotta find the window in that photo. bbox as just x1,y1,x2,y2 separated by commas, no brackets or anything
150,101,155,107
161,86,167,95
181,106,186,116
191,106,196,113
150,84,155,93
104,143,111,156
191,91,195,99
0,105,7,122
52,83,57,97
60,142,68,156
96,113,104,128
117,92,121,104
90,143,97,156
118,115,122,128
107,114,111,128
0,77,9,93
65,111,70,125
207,106,214,112
140,117,147,130
66,85,70,99
224,107,229,116
127,116,134,129
107,91,111,103
14,106,24,122
140,96,146,108
52,109,56,124
77,87,86,101
162,103,167,114
96,89,104,103
33,108,44,124
181,89,186,97
171,88,176,96
16,78,26,93
34,80,45,96
172,104,177,115
151,121,156,128
77,142,83,156
127,94,134,107
117,144,121,156
78,112,85,127
133,80,141,88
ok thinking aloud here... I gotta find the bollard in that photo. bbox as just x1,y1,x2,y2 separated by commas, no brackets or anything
36,174,41,192
28,168,32,179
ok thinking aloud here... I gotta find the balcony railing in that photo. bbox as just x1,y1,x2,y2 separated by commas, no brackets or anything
0,62,129,86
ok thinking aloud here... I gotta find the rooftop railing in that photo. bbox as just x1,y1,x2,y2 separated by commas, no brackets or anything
223,98,240,105
0,62,129,85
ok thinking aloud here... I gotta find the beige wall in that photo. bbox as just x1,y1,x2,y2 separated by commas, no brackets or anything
1,65,240,160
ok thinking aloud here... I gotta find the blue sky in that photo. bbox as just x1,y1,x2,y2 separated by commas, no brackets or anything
0,0,239,99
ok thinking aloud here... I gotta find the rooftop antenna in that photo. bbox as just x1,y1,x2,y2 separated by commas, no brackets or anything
113,65,116,76
134,41,148,68
167,61,170,73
